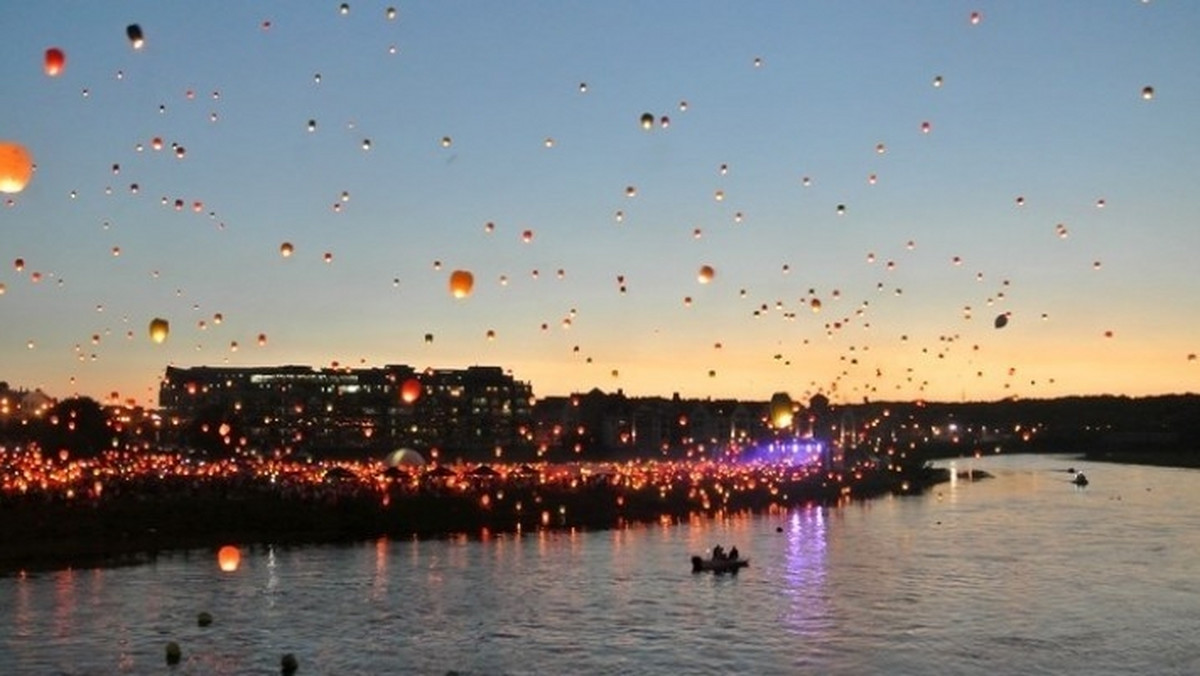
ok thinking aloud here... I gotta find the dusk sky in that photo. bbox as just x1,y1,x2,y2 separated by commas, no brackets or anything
2,1,1198,407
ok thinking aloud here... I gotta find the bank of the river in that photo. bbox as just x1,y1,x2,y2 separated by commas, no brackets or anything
0,464,948,575
1082,447,1200,469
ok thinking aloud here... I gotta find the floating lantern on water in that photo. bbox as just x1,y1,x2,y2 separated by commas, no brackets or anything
217,545,240,572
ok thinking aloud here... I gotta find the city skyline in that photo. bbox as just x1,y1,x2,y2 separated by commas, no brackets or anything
2,1,1199,407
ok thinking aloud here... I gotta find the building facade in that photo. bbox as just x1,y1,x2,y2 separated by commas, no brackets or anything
159,364,535,461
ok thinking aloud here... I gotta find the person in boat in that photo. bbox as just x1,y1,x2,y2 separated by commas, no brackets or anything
728,546,739,561
712,545,725,561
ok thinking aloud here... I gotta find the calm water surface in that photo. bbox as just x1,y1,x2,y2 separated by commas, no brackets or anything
2,454,1199,675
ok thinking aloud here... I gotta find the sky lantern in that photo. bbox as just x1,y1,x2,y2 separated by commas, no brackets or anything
697,265,715,284
126,24,144,50
217,545,240,572
769,392,794,430
0,142,34,194
44,48,66,76
400,378,422,404
148,317,169,344
639,113,654,130
994,313,1009,329
1141,86,1155,100
449,269,474,298
280,242,294,257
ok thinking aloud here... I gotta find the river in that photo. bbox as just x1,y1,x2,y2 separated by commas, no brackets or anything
2,454,1198,675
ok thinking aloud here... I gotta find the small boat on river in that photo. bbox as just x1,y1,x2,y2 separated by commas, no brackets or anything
691,555,749,574
1073,472,1089,486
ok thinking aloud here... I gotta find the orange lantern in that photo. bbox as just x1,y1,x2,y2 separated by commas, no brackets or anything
148,317,170,344
44,48,66,76
697,265,715,284
217,545,240,572
279,242,294,257
0,142,34,194
400,378,422,404
448,269,474,298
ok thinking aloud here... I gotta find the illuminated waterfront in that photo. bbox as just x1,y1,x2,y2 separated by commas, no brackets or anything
2,455,1197,675
0,439,935,572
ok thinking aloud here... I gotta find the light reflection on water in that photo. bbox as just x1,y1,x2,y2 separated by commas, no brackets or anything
2,455,1200,675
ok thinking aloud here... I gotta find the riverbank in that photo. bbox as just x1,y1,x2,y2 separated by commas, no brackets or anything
0,462,948,575
1082,447,1200,469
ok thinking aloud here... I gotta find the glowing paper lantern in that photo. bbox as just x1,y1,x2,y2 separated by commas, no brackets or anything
126,24,145,50
217,545,240,572
44,48,66,76
0,142,34,194
639,113,654,130
148,318,169,344
769,392,794,430
449,269,474,298
697,265,715,284
279,242,294,258
400,378,422,404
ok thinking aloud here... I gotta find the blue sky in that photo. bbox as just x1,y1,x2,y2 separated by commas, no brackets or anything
2,1,1198,406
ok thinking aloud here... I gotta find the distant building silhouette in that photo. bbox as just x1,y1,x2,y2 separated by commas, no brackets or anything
159,364,534,461
532,389,769,460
